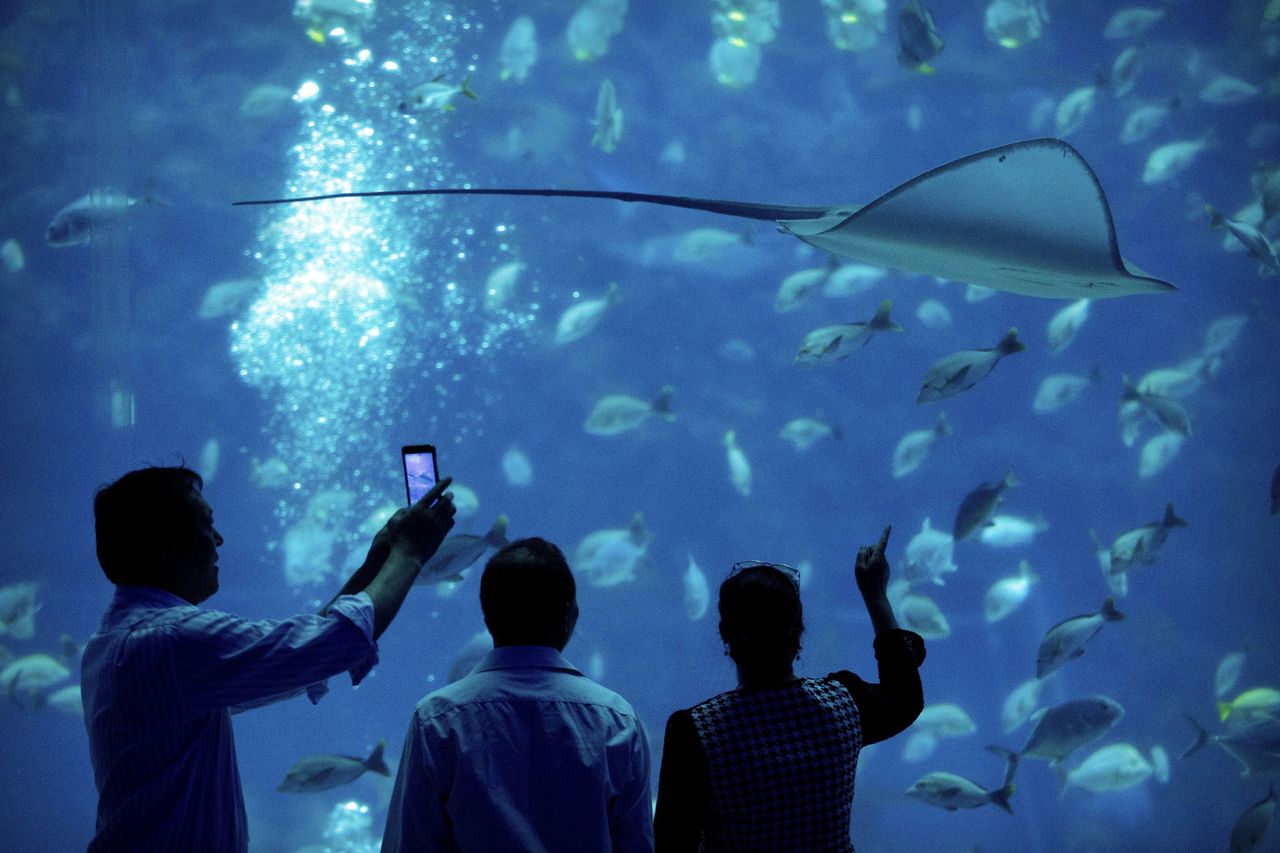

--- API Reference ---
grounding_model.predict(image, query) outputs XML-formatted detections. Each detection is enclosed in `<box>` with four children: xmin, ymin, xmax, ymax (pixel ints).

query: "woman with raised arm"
<box><xmin>654</xmin><ymin>527</ymin><xmax>926</xmax><ymax>853</ymax></box>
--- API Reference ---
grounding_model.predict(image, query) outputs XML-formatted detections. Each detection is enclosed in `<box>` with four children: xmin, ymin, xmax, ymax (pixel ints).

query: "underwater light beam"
<box><xmin>235</xmin><ymin>137</ymin><xmax>1175</xmax><ymax>300</ymax></box>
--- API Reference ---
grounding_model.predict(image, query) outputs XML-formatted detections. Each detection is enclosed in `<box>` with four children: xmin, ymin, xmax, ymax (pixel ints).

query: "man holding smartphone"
<box><xmin>82</xmin><ymin>464</ymin><xmax>455</xmax><ymax>853</ymax></box>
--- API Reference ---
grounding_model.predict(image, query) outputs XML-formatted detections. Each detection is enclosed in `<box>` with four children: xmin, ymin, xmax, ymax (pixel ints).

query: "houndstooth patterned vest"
<box><xmin>689</xmin><ymin>677</ymin><xmax>862</xmax><ymax>853</ymax></box>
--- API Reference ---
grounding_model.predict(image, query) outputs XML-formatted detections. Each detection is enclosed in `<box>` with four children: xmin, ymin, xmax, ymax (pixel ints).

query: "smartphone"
<box><xmin>401</xmin><ymin>444</ymin><xmax>439</xmax><ymax>506</ymax></box>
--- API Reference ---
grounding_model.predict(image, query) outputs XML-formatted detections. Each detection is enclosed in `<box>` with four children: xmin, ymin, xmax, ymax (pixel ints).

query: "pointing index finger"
<box><xmin>876</xmin><ymin>525</ymin><xmax>892</xmax><ymax>554</ymax></box>
<box><xmin>416</xmin><ymin>476</ymin><xmax>454</xmax><ymax>507</ymax></box>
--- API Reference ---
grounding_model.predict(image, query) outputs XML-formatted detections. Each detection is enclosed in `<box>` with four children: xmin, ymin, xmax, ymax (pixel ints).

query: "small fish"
<box><xmin>502</xmin><ymin>447</ymin><xmax>532</xmax><ymax>486</ymax></box>
<box><xmin>584</xmin><ymin>386</ymin><xmax>674</xmax><ymax>436</ymax></box>
<box><xmin>1218</xmin><ymin>688</ymin><xmax>1280</xmax><ymax>726</ymax></box>
<box><xmin>1036</xmin><ymin>598</ymin><xmax>1124</xmax><ymax>678</ymax></box>
<box><xmin>672</xmin><ymin>227</ymin><xmax>750</xmax><ymax>263</ymax></box>
<box><xmin>47</xmin><ymin>189</ymin><xmax>159</xmax><ymax>247</ymax></box>
<box><xmin>499</xmin><ymin>16</ymin><xmax>538</xmax><ymax>82</ymax></box>
<box><xmin>1230</xmin><ymin>784</ymin><xmax>1277</xmax><ymax>852</ymax></box>
<box><xmin>554</xmin><ymin>282</ymin><xmax>620</xmax><ymax>345</ymax></box>
<box><xmin>1199</xmin><ymin>75</ymin><xmax>1259</xmax><ymax>106</ymax></box>
<box><xmin>1203</xmin><ymin>314</ymin><xmax>1249</xmax><ymax>360</ymax></box>
<box><xmin>1015</xmin><ymin>694</ymin><xmax>1125</xmax><ymax>765</ymax></box>
<box><xmin>1143</xmin><ymin>138</ymin><xmax>1209</xmax><ymax>185</ymax></box>
<box><xmin>1119</xmin><ymin>99</ymin><xmax>1177</xmax><ymax>145</ymax></box>
<box><xmin>591</xmin><ymin>78</ymin><xmax>623</xmax><ymax>153</ymax></box>
<box><xmin>774</xmin><ymin>265</ymin><xmax>831</xmax><ymax>312</ymax></box>
<box><xmin>984</xmin><ymin>559</ymin><xmax>1038</xmax><ymax>623</ymax></box>
<box><xmin>683</xmin><ymin>554</ymin><xmax>709</xmax><ymax>620</ymax></box>
<box><xmin>898</xmin><ymin>593</ymin><xmax>951</xmax><ymax>639</ymax></box>
<box><xmin>399</xmin><ymin>74</ymin><xmax>477</xmax><ymax>113</ymax></box>
<box><xmin>822</xmin><ymin>263</ymin><xmax>886</xmax><ymax>297</ymax></box>
<box><xmin>1205</xmin><ymin>205</ymin><xmax>1280</xmax><ymax>275</ymax></box>
<box><xmin>1001</xmin><ymin>677</ymin><xmax>1046</xmax><ymax>734</ymax></box>
<box><xmin>1047</xmin><ymin>298</ymin><xmax>1090</xmax><ymax>355</ymax></box>
<box><xmin>892</xmin><ymin>413</ymin><xmax>951</xmax><ymax>478</ymax></box>
<box><xmin>1122</xmin><ymin>377</ymin><xmax>1192</xmax><ymax>437</ymax></box>
<box><xmin>902</xmin><ymin>518</ymin><xmax>957</xmax><ymax>586</ymax></box>
<box><xmin>983</xmin><ymin>0</ymin><xmax>1049</xmax><ymax>50</ymax></box>
<box><xmin>1109</xmin><ymin>45</ymin><xmax>1144</xmax><ymax>98</ymax></box>
<box><xmin>953</xmin><ymin>471</ymin><xmax>1017</xmax><ymax>541</ymax></box>
<box><xmin>239</xmin><ymin>84</ymin><xmax>294</xmax><ymax>118</ymax></box>
<box><xmin>1138</xmin><ymin>431</ymin><xmax>1185</xmax><ymax>479</ymax></box>
<box><xmin>779</xmin><ymin>417</ymin><xmax>839</xmax><ymax>451</ymax></box>
<box><xmin>1216</xmin><ymin>651</ymin><xmax>1248</xmax><ymax>699</ymax></box>
<box><xmin>566</xmin><ymin>0</ymin><xmax>626</xmax><ymax>61</ymax></box>
<box><xmin>897</xmin><ymin>0</ymin><xmax>944</xmax><ymax>73</ymax></box>
<box><xmin>905</xmin><ymin>747</ymin><xmax>1018</xmax><ymax>813</ymax></box>
<box><xmin>574</xmin><ymin>512</ymin><xmax>651</xmax><ymax>588</ymax></box>
<box><xmin>915</xmin><ymin>298</ymin><xmax>952</xmax><ymax>328</ymax></box>
<box><xmin>979</xmin><ymin>514</ymin><xmax>1047</xmax><ymax>548</ymax></box>
<box><xmin>0</xmin><ymin>582</ymin><xmax>39</xmax><ymax>640</ymax></box>
<box><xmin>416</xmin><ymin>516</ymin><xmax>510</xmax><ymax>586</ymax></box>
<box><xmin>724</xmin><ymin>430</ymin><xmax>752</xmax><ymax>497</ymax></box>
<box><xmin>916</xmin><ymin>329</ymin><xmax>1025</xmax><ymax>403</ymax></box>
<box><xmin>484</xmin><ymin>260</ymin><xmax>526</xmax><ymax>311</ymax></box>
<box><xmin>0</xmin><ymin>653</ymin><xmax>71</xmax><ymax>708</ymax></box>
<box><xmin>1064</xmin><ymin>743</ymin><xmax>1153</xmax><ymax>794</ymax></box>
<box><xmin>1</xmin><ymin>238</ymin><xmax>24</xmax><ymax>273</ymax></box>
<box><xmin>1103</xmin><ymin>6</ymin><xmax>1164</xmax><ymax>39</ymax></box>
<box><xmin>1183</xmin><ymin>715</ymin><xmax>1280</xmax><ymax>777</ymax></box>
<box><xmin>1108</xmin><ymin>503</ymin><xmax>1187</xmax><ymax>575</ymax></box>
<box><xmin>199</xmin><ymin>279</ymin><xmax>261</xmax><ymax>320</ymax></box>
<box><xmin>912</xmin><ymin>703</ymin><xmax>978</xmax><ymax>738</ymax></box>
<box><xmin>1032</xmin><ymin>368</ymin><xmax>1100</xmax><ymax>414</ymax></box>
<box><xmin>1054</xmin><ymin>85</ymin><xmax>1098</xmax><ymax>137</ymax></box>
<box><xmin>794</xmin><ymin>299</ymin><xmax>903</xmax><ymax>365</ymax></box>
<box><xmin>277</xmin><ymin>741</ymin><xmax>391</xmax><ymax>793</ymax></box>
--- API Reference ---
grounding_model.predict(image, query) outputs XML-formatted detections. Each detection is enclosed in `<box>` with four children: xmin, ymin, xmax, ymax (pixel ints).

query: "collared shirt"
<box><xmin>382</xmin><ymin>645</ymin><xmax>654</xmax><ymax>853</ymax></box>
<box><xmin>81</xmin><ymin>585</ymin><xmax>379</xmax><ymax>853</ymax></box>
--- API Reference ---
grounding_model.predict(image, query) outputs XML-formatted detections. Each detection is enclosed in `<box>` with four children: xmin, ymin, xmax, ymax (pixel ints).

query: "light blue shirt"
<box><xmin>382</xmin><ymin>645</ymin><xmax>654</xmax><ymax>853</ymax></box>
<box><xmin>82</xmin><ymin>585</ymin><xmax>378</xmax><ymax>853</ymax></box>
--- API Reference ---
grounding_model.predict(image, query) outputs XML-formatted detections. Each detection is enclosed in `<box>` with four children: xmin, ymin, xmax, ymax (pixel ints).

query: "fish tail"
<box><xmin>366</xmin><ymin>739</ymin><xmax>391</xmax><ymax>776</ymax></box>
<box><xmin>487</xmin><ymin>515</ymin><xmax>511</xmax><ymax>548</ymax></box>
<box><xmin>997</xmin><ymin>328</ymin><xmax>1026</xmax><ymax>355</ymax></box>
<box><xmin>990</xmin><ymin>782</ymin><xmax>1016</xmax><ymax>814</ymax></box>
<box><xmin>1099</xmin><ymin>596</ymin><xmax>1125</xmax><ymax>622</ymax></box>
<box><xmin>1204</xmin><ymin>204</ymin><xmax>1225</xmax><ymax>230</ymax></box>
<box><xmin>460</xmin><ymin>74</ymin><xmax>478</xmax><ymax>100</ymax></box>
<box><xmin>652</xmin><ymin>385</ymin><xmax>675</xmax><ymax>417</ymax></box>
<box><xmin>1217</xmin><ymin>701</ymin><xmax>1232</xmax><ymax>723</ymax></box>
<box><xmin>1162</xmin><ymin>503</ymin><xmax>1188</xmax><ymax>530</ymax></box>
<box><xmin>869</xmin><ymin>299</ymin><xmax>902</xmax><ymax>332</ymax></box>
<box><xmin>1120</xmin><ymin>374</ymin><xmax>1139</xmax><ymax>402</ymax></box>
<box><xmin>1181</xmin><ymin>715</ymin><xmax>1210</xmax><ymax>759</ymax></box>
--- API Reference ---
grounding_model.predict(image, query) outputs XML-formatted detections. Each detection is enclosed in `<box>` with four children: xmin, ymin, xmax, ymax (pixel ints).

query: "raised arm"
<box><xmin>839</xmin><ymin>525</ymin><xmax>927</xmax><ymax>745</ymax></box>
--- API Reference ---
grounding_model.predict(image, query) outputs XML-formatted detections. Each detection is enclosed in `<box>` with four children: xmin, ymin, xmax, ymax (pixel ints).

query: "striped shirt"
<box><xmin>81</xmin><ymin>585</ymin><xmax>379</xmax><ymax>853</ymax></box>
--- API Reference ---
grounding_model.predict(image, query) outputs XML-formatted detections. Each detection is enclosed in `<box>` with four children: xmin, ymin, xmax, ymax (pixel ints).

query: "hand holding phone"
<box><xmin>402</xmin><ymin>444</ymin><xmax>440</xmax><ymax>506</ymax></box>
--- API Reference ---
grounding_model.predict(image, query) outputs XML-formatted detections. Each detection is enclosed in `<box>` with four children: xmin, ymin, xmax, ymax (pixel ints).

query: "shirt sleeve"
<box><xmin>382</xmin><ymin>708</ymin><xmax>456</xmax><ymax>853</ymax></box>
<box><xmin>653</xmin><ymin>709</ymin><xmax>707</xmax><ymax>853</ymax></box>
<box><xmin>829</xmin><ymin>628</ymin><xmax>927</xmax><ymax>746</ymax></box>
<box><xmin>167</xmin><ymin>592</ymin><xmax>379</xmax><ymax>715</ymax></box>
<box><xmin>609</xmin><ymin>712</ymin><xmax>655</xmax><ymax>853</ymax></box>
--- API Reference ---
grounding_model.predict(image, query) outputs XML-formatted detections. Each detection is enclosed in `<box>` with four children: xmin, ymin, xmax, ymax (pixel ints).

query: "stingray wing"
<box><xmin>779</xmin><ymin>138</ymin><xmax>1174</xmax><ymax>299</ymax></box>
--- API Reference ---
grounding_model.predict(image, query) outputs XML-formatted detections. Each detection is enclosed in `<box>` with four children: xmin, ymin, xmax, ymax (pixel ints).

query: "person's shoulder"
<box><xmin>575</xmin><ymin>675</ymin><xmax>643</xmax><ymax>719</ymax></box>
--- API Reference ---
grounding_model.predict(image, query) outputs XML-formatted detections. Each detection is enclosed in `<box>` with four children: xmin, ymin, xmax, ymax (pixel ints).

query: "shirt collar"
<box><xmin>100</xmin><ymin>584</ymin><xmax>196</xmax><ymax>629</ymax></box>
<box><xmin>474</xmin><ymin>645</ymin><xmax>582</xmax><ymax>675</ymax></box>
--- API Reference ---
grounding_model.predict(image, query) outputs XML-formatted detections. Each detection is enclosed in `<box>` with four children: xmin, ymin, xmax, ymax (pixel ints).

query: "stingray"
<box><xmin>234</xmin><ymin>137</ymin><xmax>1175</xmax><ymax>299</ymax></box>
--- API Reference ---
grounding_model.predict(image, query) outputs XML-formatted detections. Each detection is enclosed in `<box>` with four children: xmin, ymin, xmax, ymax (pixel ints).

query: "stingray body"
<box><xmin>235</xmin><ymin>138</ymin><xmax>1175</xmax><ymax>300</ymax></box>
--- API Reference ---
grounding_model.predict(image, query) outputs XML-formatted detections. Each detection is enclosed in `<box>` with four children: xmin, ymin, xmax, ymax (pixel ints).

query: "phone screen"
<box><xmin>402</xmin><ymin>444</ymin><xmax>439</xmax><ymax>506</ymax></box>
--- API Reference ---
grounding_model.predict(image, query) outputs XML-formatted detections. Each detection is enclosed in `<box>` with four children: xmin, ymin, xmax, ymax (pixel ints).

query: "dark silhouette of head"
<box><xmin>719</xmin><ymin>564</ymin><xmax>804</xmax><ymax>684</ymax></box>
<box><xmin>94</xmin><ymin>465</ymin><xmax>223</xmax><ymax>603</ymax></box>
<box><xmin>480</xmin><ymin>537</ymin><xmax>579</xmax><ymax>650</ymax></box>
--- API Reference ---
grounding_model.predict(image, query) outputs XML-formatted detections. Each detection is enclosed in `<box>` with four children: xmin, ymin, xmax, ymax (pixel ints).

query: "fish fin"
<box><xmin>366</xmin><ymin>739</ymin><xmax>391</xmax><ymax>776</ymax></box>
<box><xmin>1099</xmin><ymin>597</ymin><xmax>1125</xmax><ymax>622</ymax></box>
<box><xmin>460</xmin><ymin>74</ymin><xmax>478</xmax><ymax>100</ymax></box>
<box><xmin>1180</xmin><ymin>715</ymin><xmax>1209</xmax><ymax>759</ymax></box>
<box><xmin>990</xmin><ymin>783</ymin><xmax>1015</xmax><ymax>814</ymax></box>
<box><xmin>486</xmin><ymin>515</ymin><xmax>510</xmax><ymax>547</ymax></box>
<box><xmin>997</xmin><ymin>328</ymin><xmax>1025</xmax><ymax>355</ymax></box>
<box><xmin>1162</xmin><ymin>503</ymin><xmax>1188</xmax><ymax>530</ymax></box>
<box><xmin>1217</xmin><ymin>701</ymin><xmax>1231</xmax><ymax>723</ymax></box>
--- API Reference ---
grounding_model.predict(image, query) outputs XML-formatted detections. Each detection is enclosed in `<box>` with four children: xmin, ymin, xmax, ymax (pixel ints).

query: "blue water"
<box><xmin>2</xmin><ymin>0</ymin><xmax>1278</xmax><ymax>850</ymax></box>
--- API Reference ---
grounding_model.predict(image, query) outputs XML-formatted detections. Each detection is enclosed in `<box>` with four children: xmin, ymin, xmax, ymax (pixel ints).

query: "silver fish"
<box><xmin>277</xmin><ymin>740</ymin><xmax>390</xmax><ymax>793</ymax></box>
<box><xmin>953</xmin><ymin>471</ymin><xmax>1017</xmax><ymax>541</ymax></box>
<box><xmin>46</xmin><ymin>189</ymin><xmax>156</xmax><ymax>247</ymax></box>
<box><xmin>917</xmin><ymin>329</ymin><xmax>1025</xmax><ymax>403</ymax></box>
<box><xmin>1036</xmin><ymin>598</ymin><xmax>1124</xmax><ymax>678</ymax></box>
<box><xmin>1017</xmin><ymin>694</ymin><xmax>1124</xmax><ymax>765</ymax></box>
<box><xmin>416</xmin><ymin>516</ymin><xmax>510</xmax><ymax>585</ymax></box>
<box><xmin>795</xmin><ymin>299</ymin><xmax>903</xmax><ymax>365</ymax></box>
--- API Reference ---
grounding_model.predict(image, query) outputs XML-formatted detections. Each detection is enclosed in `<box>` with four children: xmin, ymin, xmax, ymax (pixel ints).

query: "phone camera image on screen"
<box><xmin>402</xmin><ymin>445</ymin><xmax>439</xmax><ymax>506</ymax></box>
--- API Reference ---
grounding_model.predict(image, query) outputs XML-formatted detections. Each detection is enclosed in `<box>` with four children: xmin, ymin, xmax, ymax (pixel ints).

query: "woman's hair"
<box><xmin>94</xmin><ymin>465</ymin><xmax>205</xmax><ymax>585</ymax></box>
<box><xmin>480</xmin><ymin>537</ymin><xmax>577</xmax><ymax>644</ymax></box>
<box><xmin>718</xmin><ymin>564</ymin><xmax>804</xmax><ymax>666</ymax></box>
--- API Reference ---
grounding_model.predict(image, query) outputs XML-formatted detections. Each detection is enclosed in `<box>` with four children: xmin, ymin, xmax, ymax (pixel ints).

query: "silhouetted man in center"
<box><xmin>382</xmin><ymin>536</ymin><xmax>653</xmax><ymax>852</ymax></box>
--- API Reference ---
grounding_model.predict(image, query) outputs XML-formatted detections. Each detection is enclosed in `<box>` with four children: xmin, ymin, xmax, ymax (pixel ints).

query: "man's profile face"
<box><xmin>168</xmin><ymin>490</ymin><xmax>223</xmax><ymax>604</ymax></box>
